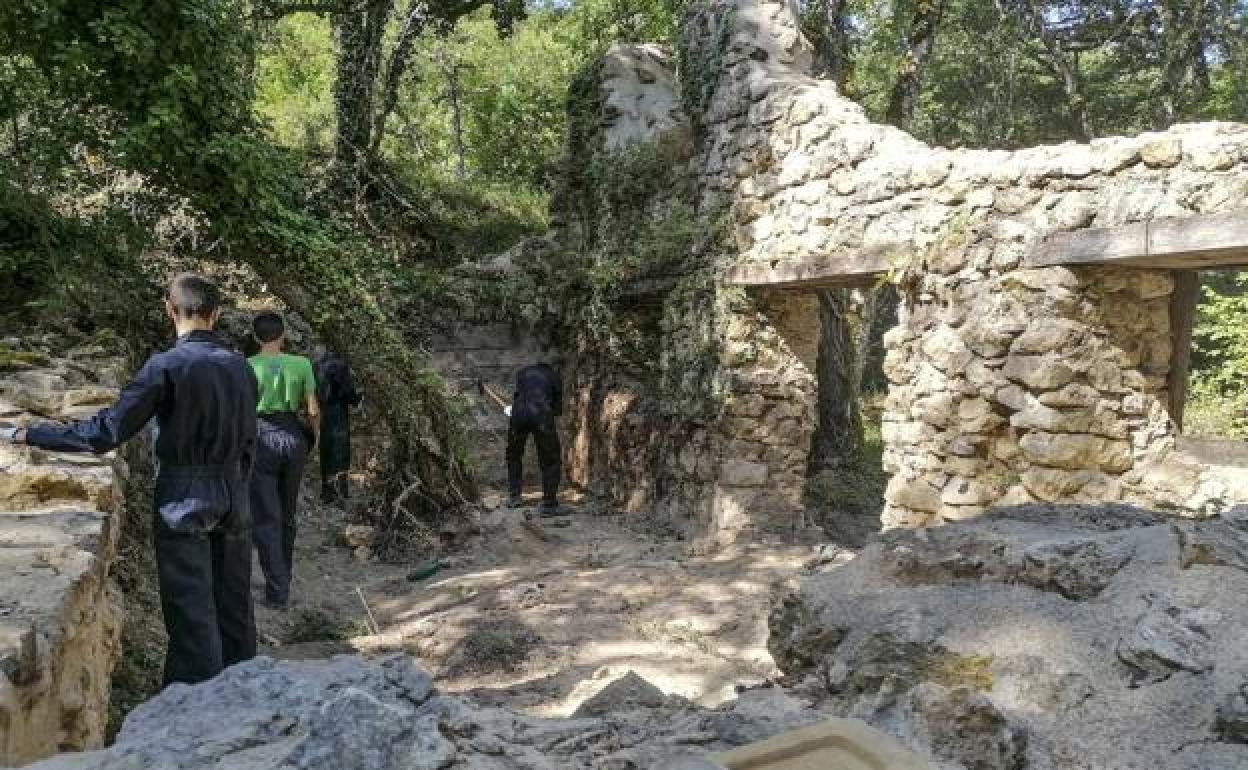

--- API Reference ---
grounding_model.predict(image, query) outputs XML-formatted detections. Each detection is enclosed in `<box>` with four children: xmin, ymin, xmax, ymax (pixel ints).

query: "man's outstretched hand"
<box><xmin>0</xmin><ymin>425</ymin><xmax>26</xmax><ymax>444</ymax></box>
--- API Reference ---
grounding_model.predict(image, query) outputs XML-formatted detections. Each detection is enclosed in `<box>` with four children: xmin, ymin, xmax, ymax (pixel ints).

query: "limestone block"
<box><xmin>1010</xmin><ymin>320</ymin><xmax>1083</xmax><ymax>355</ymax></box>
<box><xmin>1022</xmin><ymin>468</ymin><xmax>1123</xmax><ymax>502</ymax></box>
<box><xmin>1091</xmin><ymin>138</ymin><xmax>1141</xmax><ymax>172</ymax></box>
<box><xmin>885</xmin><ymin>474</ymin><xmax>944</xmax><ymax>514</ymax></box>
<box><xmin>919</xmin><ymin>326</ymin><xmax>973</xmax><ymax>374</ymax></box>
<box><xmin>720</xmin><ymin>460</ymin><xmax>769</xmax><ymax>487</ymax></box>
<box><xmin>880</xmin><ymin>505</ymin><xmax>936</xmax><ymax>529</ymax></box>
<box><xmin>1001</xmin><ymin>267</ymin><xmax>1080</xmax><ymax>292</ymax></box>
<box><xmin>1011</xmin><ymin>400</ymin><xmax>1128</xmax><ymax>439</ymax></box>
<box><xmin>957</xmin><ymin>398</ymin><xmax>1003</xmax><ymax>434</ymax></box>
<box><xmin>1140</xmin><ymin>138</ymin><xmax>1183</xmax><ymax>168</ymax></box>
<box><xmin>1038</xmin><ymin>383</ymin><xmax>1102</xmax><ymax>408</ymax></box>
<box><xmin>913</xmin><ymin>394</ymin><xmax>958</xmax><ymax>429</ymax></box>
<box><xmin>882</xmin><ymin>419</ymin><xmax>936</xmax><ymax>446</ymax></box>
<box><xmin>1002</xmin><ymin>354</ymin><xmax>1076</xmax><ymax>391</ymax></box>
<box><xmin>941</xmin><ymin>477</ymin><xmax>997</xmax><ymax>506</ymax></box>
<box><xmin>1019</xmin><ymin>431</ymin><xmax>1133</xmax><ymax>473</ymax></box>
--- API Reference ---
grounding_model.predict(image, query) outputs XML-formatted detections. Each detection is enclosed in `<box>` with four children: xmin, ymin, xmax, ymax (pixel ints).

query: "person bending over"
<box><xmin>314</xmin><ymin>348</ymin><xmax>361</xmax><ymax>503</ymax></box>
<box><xmin>248</xmin><ymin>312</ymin><xmax>318</xmax><ymax>609</ymax></box>
<box><xmin>506</xmin><ymin>360</ymin><xmax>563</xmax><ymax>514</ymax></box>
<box><xmin>1</xmin><ymin>273</ymin><xmax>258</xmax><ymax>687</ymax></box>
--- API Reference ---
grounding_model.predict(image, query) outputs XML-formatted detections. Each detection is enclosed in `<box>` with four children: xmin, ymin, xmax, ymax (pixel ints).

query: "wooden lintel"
<box><xmin>1027</xmin><ymin>211</ymin><xmax>1248</xmax><ymax>269</ymax></box>
<box><xmin>725</xmin><ymin>252</ymin><xmax>891</xmax><ymax>288</ymax></box>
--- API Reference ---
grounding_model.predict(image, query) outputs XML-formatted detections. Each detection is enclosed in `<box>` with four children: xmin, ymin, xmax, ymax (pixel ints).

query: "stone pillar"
<box><xmin>881</xmin><ymin>263</ymin><xmax>1177</xmax><ymax>527</ymax></box>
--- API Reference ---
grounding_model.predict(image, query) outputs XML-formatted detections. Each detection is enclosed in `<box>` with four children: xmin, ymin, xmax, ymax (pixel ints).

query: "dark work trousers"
<box><xmin>154</xmin><ymin>518</ymin><xmax>256</xmax><ymax>687</ymax></box>
<box><xmin>250</xmin><ymin>413</ymin><xmax>309</xmax><ymax>605</ymax></box>
<box><xmin>506</xmin><ymin>416</ymin><xmax>561</xmax><ymax>506</ymax></box>
<box><xmin>319</xmin><ymin>404</ymin><xmax>351</xmax><ymax>502</ymax></box>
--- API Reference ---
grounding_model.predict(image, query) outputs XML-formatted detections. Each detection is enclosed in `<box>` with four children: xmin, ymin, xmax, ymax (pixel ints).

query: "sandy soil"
<box><xmin>253</xmin><ymin>484</ymin><xmax>819</xmax><ymax>716</ymax></box>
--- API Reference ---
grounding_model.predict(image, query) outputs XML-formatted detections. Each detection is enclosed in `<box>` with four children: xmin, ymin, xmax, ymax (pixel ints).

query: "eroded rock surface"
<box><xmin>0</xmin><ymin>339</ymin><xmax>128</xmax><ymax>765</ymax></box>
<box><xmin>769</xmin><ymin>504</ymin><xmax>1248</xmax><ymax>769</ymax></box>
<box><xmin>29</xmin><ymin>655</ymin><xmax>833</xmax><ymax>770</ymax></box>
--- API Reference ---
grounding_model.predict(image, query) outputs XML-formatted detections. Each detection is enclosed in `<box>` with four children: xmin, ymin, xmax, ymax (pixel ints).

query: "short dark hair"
<box><xmin>166</xmin><ymin>273</ymin><xmax>221</xmax><ymax>320</ymax></box>
<box><xmin>252</xmin><ymin>311</ymin><xmax>285</xmax><ymax>343</ymax></box>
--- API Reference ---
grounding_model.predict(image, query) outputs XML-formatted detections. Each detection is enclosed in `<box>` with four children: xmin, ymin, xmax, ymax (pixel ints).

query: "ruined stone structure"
<box><xmin>548</xmin><ymin>0</ymin><xmax>1248</xmax><ymax>538</ymax></box>
<box><xmin>0</xmin><ymin>341</ymin><xmax>128</xmax><ymax>764</ymax></box>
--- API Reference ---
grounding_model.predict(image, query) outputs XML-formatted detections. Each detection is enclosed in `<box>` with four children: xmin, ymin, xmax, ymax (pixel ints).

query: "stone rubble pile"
<box><xmin>768</xmin><ymin>503</ymin><xmax>1248</xmax><ymax>770</ymax></box>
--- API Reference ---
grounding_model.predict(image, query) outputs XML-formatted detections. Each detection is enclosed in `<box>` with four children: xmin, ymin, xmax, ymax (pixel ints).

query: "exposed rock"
<box><xmin>573</xmin><ymin>671</ymin><xmax>671</xmax><ymax>717</ymax></box>
<box><xmin>28</xmin><ymin>655</ymin><xmax>838</xmax><ymax>770</ymax></box>
<box><xmin>1116</xmin><ymin>594</ymin><xmax>1217</xmax><ymax>683</ymax></box>
<box><xmin>904</xmin><ymin>684</ymin><xmax>1027</xmax><ymax>770</ymax></box>
<box><xmin>1216</xmin><ymin>679</ymin><xmax>1248</xmax><ymax>744</ymax></box>
<box><xmin>769</xmin><ymin>504</ymin><xmax>1248</xmax><ymax>770</ymax></box>
<box><xmin>0</xmin><ymin>344</ymin><xmax>126</xmax><ymax>766</ymax></box>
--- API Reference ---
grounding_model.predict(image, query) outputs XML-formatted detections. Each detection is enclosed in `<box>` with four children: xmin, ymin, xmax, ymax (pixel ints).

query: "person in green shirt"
<box><xmin>248</xmin><ymin>312</ymin><xmax>319</xmax><ymax>609</ymax></box>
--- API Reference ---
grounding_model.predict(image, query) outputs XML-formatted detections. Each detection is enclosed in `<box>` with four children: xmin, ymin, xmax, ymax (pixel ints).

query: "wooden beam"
<box><xmin>1026</xmin><ymin>211</ymin><xmax>1248</xmax><ymax>269</ymax></box>
<box><xmin>1168</xmin><ymin>271</ymin><xmax>1199</xmax><ymax>432</ymax></box>
<box><xmin>1029</xmin><ymin>222</ymin><xmax>1148</xmax><ymax>267</ymax></box>
<box><xmin>725</xmin><ymin>251</ymin><xmax>891</xmax><ymax>288</ymax></box>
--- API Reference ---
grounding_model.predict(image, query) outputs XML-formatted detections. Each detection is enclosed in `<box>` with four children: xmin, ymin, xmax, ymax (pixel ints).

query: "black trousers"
<box><xmin>319</xmin><ymin>405</ymin><xmax>351</xmax><ymax>502</ymax></box>
<box><xmin>250</xmin><ymin>414</ymin><xmax>309</xmax><ymax>604</ymax></box>
<box><xmin>154</xmin><ymin>521</ymin><xmax>256</xmax><ymax>687</ymax></box>
<box><xmin>506</xmin><ymin>417</ymin><xmax>561</xmax><ymax>506</ymax></box>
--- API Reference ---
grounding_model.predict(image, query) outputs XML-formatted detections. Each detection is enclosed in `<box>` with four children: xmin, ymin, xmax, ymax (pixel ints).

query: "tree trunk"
<box><xmin>810</xmin><ymin>289</ymin><xmax>863</xmax><ymax>473</ymax></box>
<box><xmin>331</xmin><ymin>0</ymin><xmax>394</xmax><ymax>182</ymax></box>
<box><xmin>802</xmin><ymin>0</ymin><xmax>853</xmax><ymax>90</ymax></box>
<box><xmin>443</xmin><ymin>56</ymin><xmax>467</xmax><ymax>179</ymax></box>
<box><xmin>1156</xmin><ymin>0</ymin><xmax>1213</xmax><ymax>127</ymax></box>
<box><xmin>885</xmin><ymin>0</ymin><xmax>946</xmax><ymax>129</ymax></box>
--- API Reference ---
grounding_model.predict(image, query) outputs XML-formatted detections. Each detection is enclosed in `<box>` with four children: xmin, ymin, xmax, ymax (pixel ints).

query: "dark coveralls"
<box><xmin>26</xmin><ymin>330</ymin><xmax>258</xmax><ymax>687</ymax></box>
<box><xmin>506</xmin><ymin>363</ymin><xmax>562</xmax><ymax>507</ymax></box>
<box><xmin>314</xmin><ymin>353</ymin><xmax>361</xmax><ymax>502</ymax></box>
<box><xmin>250</xmin><ymin>412</ymin><xmax>309</xmax><ymax>606</ymax></box>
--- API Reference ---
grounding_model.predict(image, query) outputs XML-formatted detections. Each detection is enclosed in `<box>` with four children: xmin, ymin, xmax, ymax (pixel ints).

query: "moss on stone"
<box><xmin>918</xmin><ymin>651</ymin><xmax>995</xmax><ymax>691</ymax></box>
<box><xmin>0</xmin><ymin>346</ymin><xmax>50</xmax><ymax>371</ymax></box>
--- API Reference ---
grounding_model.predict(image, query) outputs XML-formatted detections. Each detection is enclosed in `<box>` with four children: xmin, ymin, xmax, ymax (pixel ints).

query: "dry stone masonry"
<box><xmin>549</xmin><ymin>0</ymin><xmax>1248</xmax><ymax>538</ymax></box>
<box><xmin>0</xmin><ymin>339</ymin><xmax>128</xmax><ymax>765</ymax></box>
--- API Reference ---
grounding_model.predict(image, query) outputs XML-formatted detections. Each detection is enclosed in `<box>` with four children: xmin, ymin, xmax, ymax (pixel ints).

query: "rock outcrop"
<box><xmin>768</xmin><ymin>503</ymin><xmax>1248</xmax><ymax>769</ymax></box>
<box><xmin>27</xmin><ymin>655</ymin><xmax>840</xmax><ymax>770</ymax></box>
<box><xmin>0</xmin><ymin>339</ymin><xmax>128</xmax><ymax>765</ymax></box>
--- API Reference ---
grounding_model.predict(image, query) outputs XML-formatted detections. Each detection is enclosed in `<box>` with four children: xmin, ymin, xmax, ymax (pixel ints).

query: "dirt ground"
<box><xmin>251</xmin><ymin>481</ymin><xmax>824</xmax><ymax>716</ymax></box>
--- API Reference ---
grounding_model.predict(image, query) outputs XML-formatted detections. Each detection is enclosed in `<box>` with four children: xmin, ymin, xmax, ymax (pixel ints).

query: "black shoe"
<box><xmin>507</xmin><ymin>496</ymin><xmax>524</xmax><ymax>508</ymax></box>
<box><xmin>538</xmin><ymin>502</ymin><xmax>565</xmax><ymax>517</ymax></box>
<box><xmin>261</xmin><ymin>597</ymin><xmax>289</xmax><ymax>611</ymax></box>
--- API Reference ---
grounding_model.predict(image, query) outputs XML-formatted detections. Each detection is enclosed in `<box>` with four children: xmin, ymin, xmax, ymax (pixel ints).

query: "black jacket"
<box><xmin>314</xmin><ymin>354</ymin><xmax>361</xmax><ymax>408</ymax></box>
<box><xmin>26</xmin><ymin>330</ymin><xmax>258</xmax><ymax>534</ymax></box>
<box><xmin>511</xmin><ymin>363</ymin><xmax>562</xmax><ymax>424</ymax></box>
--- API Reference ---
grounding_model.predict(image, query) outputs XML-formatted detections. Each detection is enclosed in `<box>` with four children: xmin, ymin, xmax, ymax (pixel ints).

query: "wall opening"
<box><xmin>804</xmin><ymin>286</ymin><xmax>893</xmax><ymax>546</ymax></box>
<box><xmin>1176</xmin><ymin>269</ymin><xmax>1248</xmax><ymax>467</ymax></box>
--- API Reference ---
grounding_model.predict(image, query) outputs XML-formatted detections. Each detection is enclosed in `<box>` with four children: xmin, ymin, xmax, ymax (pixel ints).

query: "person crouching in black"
<box><xmin>506</xmin><ymin>360</ymin><xmax>563</xmax><ymax>514</ymax></box>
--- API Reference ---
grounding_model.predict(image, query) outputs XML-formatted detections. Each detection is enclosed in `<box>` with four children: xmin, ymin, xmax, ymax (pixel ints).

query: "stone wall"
<box><xmin>676</xmin><ymin>0</ymin><xmax>1248</xmax><ymax>526</ymax></box>
<box><xmin>429</xmin><ymin>315</ymin><xmax>552</xmax><ymax>490</ymax></box>
<box><xmin>544</xmin><ymin>43</ymin><xmax>817</xmax><ymax>543</ymax></box>
<box><xmin>549</xmin><ymin>0</ymin><xmax>1248</xmax><ymax>538</ymax></box>
<box><xmin>0</xmin><ymin>340</ymin><xmax>128</xmax><ymax>765</ymax></box>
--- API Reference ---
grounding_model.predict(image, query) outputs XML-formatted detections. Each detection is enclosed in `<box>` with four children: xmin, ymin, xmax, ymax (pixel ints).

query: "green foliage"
<box><xmin>1190</xmin><ymin>271</ymin><xmax>1248</xmax><ymax>437</ymax></box>
<box><xmin>255</xmin><ymin>14</ymin><xmax>336</xmax><ymax>152</ymax></box>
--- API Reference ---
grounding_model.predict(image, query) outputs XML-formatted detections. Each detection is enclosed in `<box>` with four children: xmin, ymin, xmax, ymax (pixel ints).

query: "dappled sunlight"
<box><xmin>331</xmin><ymin>510</ymin><xmax>813</xmax><ymax>715</ymax></box>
